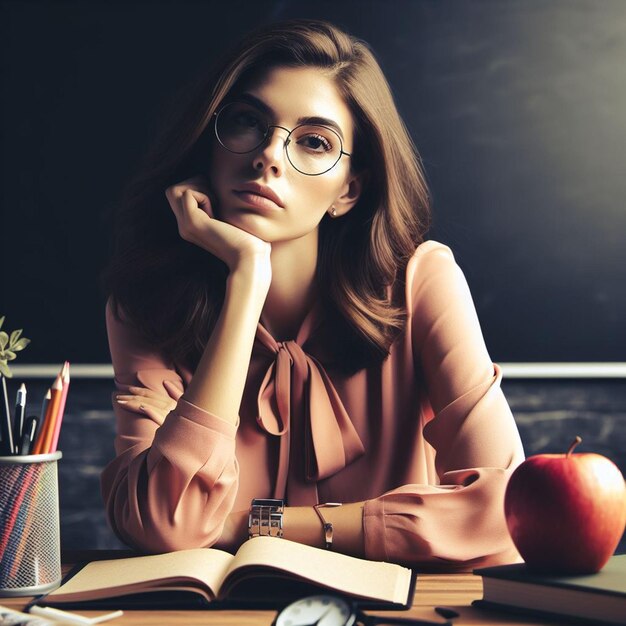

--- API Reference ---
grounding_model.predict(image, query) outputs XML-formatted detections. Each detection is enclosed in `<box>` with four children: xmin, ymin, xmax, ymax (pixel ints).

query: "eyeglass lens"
<box><xmin>215</xmin><ymin>102</ymin><xmax>343</xmax><ymax>175</ymax></box>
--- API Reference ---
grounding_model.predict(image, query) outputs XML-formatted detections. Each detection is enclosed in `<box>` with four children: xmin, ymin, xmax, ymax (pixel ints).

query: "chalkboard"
<box><xmin>2</xmin><ymin>0</ymin><xmax>625</xmax><ymax>364</ymax></box>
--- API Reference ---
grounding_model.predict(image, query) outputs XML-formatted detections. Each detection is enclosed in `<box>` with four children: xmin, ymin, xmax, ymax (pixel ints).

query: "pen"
<box><xmin>40</xmin><ymin>388</ymin><xmax>50</xmax><ymax>427</ymax></box>
<box><xmin>29</xmin><ymin>605</ymin><xmax>124</xmax><ymax>624</ymax></box>
<box><xmin>13</xmin><ymin>383</ymin><xmax>26</xmax><ymax>454</ymax></box>
<box><xmin>0</xmin><ymin>374</ymin><xmax>14</xmax><ymax>456</ymax></box>
<box><xmin>20</xmin><ymin>415</ymin><xmax>38</xmax><ymax>455</ymax></box>
<box><xmin>33</xmin><ymin>389</ymin><xmax>51</xmax><ymax>454</ymax></box>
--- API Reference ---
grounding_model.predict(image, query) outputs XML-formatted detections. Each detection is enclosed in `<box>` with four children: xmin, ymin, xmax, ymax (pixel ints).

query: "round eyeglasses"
<box><xmin>213</xmin><ymin>101</ymin><xmax>351</xmax><ymax>176</ymax></box>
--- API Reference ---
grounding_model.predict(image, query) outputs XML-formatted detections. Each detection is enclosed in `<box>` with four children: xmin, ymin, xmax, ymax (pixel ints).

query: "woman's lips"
<box><xmin>233</xmin><ymin>190</ymin><xmax>283</xmax><ymax>211</ymax></box>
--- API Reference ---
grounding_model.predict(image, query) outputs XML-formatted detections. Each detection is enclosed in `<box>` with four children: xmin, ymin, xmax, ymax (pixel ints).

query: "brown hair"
<box><xmin>102</xmin><ymin>19</ymin><xmax>431</xmax><ymax>373</ymax></box>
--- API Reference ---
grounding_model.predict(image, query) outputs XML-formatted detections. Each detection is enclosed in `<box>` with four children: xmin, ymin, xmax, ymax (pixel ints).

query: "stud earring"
<box><xmin>330</xmin><ymin>207</ymin><xmax>337</xmax><ymax>217</ymax></box>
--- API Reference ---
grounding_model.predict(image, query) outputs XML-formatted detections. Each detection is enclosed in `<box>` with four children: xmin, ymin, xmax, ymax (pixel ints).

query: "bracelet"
<box><xmin>313</xmin><ymin>502</ymin><xmax>342</xmax><ymax>549</ymax></box>
<box><xmin>248</xmin><ymin>498</ymin><xmax>285</xmax><ymax>539</ymax></box>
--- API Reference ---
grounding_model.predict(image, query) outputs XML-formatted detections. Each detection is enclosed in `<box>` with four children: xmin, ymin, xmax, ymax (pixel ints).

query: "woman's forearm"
<box><xmin>284</xmin><ymin>502</ymin><xmax>365</xmax><ymax>557</ymax></box>
<box><xmin>217</xmin><ymin>502</ymin><xmax>365</xmax><ymax>557</ymax></box>
<box><xmin>182</xmin><ymin>257</ymin><xmax>271</xmax><ymax>423</ymax></box>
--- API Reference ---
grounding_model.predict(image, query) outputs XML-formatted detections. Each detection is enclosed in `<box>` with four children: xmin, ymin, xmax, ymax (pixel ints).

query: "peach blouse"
<box><xmin>101</xmin><ymin>240</ymin><xmax>525</xmax><ymax>569</ymax></box>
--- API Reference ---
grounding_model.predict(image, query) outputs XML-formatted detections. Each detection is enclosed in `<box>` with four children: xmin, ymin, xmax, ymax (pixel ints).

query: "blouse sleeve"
<box><xmin>362</xmin><ymin>241</ymin><xmax>525</xmax><ymax>570</ymax></box>
<box><xmin>100</xmin><ymin>298</ymin><xmax>239</xmax><ymax>553</ymax></box>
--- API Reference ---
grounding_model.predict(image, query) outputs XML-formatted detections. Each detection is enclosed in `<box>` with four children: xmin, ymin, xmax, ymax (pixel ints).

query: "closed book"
<box><xmin>473</xmin><ymin>554</ymin><xmax>626</xmax><ymax>625</ymax></box>
<box><xmin>33</xmin><ymin>537</ymin><xmax>416</xmax><ymax>611</ymax></box>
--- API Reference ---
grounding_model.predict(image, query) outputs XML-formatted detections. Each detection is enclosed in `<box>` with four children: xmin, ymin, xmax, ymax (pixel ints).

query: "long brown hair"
<box><xmin>102</xmin><ymin>19</ymin><xmax>431</xmax><ymax>373</ymax></box>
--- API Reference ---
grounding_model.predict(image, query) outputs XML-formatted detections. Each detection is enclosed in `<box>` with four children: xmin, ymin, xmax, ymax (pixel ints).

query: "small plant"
<box><xmin>0</xmin><ymin>315</ymin><xmax>30</xmax><ymax>378</ymax></box>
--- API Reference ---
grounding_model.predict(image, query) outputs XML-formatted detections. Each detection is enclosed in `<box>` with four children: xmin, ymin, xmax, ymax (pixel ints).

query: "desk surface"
<box><xmin>0</xmin><ymin>555</ymin><xmax>569</xmax><ymax>626</ymax></box>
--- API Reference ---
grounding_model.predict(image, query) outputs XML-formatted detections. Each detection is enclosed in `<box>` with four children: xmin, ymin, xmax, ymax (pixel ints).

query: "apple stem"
<box><xmin>567</xmin><ymin>436</ymin><xmax>582</xmax><ymax>457</ymax></box>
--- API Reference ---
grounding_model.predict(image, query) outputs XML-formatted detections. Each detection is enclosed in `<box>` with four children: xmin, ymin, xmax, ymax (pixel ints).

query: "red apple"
<box><xmin>504</xmin><ymin>436</ymin><xmax>626</xmax><ymax>574</ymax></box>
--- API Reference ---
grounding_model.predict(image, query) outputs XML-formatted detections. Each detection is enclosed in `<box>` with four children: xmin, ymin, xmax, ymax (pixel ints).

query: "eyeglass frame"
<box><xmin>212</xmin><ymin>102</ymin><xmax>352</xmax><ymax>176</ymax></box>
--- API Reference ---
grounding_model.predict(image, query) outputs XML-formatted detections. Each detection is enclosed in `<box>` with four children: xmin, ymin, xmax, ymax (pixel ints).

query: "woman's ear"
<box><xmin>330</xmin><ymin>171</ymin><xmax>367</xmax><ymax>217</ymax></box>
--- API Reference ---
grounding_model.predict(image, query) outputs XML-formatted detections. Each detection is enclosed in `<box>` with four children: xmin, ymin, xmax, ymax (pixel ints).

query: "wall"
<box><xmin>1</xmin><ymin>0</ymin><xmax>625</xmax><ymax>364</ymax></box>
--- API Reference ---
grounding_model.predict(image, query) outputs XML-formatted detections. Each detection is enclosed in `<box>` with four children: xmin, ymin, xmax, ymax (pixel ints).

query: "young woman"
<box><xmin>101</xmin><ymin>18</ymin><xmax>525</xmax><ymax>570</ymax></box>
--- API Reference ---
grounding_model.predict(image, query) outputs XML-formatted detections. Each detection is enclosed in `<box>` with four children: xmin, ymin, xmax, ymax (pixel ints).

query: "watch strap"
<box><xmin>248</xmin><ymin>498</ymin><xmax>285</xmax><ymax>538</ymax></box>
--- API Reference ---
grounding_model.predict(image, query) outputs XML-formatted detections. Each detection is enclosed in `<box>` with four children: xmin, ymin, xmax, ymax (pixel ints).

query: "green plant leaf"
<box><xmin>0</xmin><ymin>332</ymin><xmax>8</xmax><ymax>350</ymax></box>
<box><xmin>12</xmin><ymin>338</ymin><xmax>30</xmax><ymax>351</ymax></box>
<box><xmin>0</xmin><ymin>361</ymin><xmax>12</xmax><ymax>377</ymax></box>
<box><xmin>9</xmin><ymin>329</ymin><xmax>22</xmax><ymax>346</ymax></box>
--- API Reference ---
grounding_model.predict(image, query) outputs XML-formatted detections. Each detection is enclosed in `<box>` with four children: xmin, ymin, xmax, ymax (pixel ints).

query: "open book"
<box><xmin>36</xmin><ymin>537</ymin><xmax>416</xmax><ymax>610</ymax></box>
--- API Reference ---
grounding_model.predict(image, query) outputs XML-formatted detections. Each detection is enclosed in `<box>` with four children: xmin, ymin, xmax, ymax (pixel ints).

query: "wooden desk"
<box><xmin>0</xmin><ymin>555</ymin><xmax>565</xmax><ymax>625</ymax></box>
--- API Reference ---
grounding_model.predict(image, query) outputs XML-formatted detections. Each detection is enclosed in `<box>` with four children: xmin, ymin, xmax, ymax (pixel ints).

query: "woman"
<box><xmin>101</xmin><ymin>18</ymin><xmax>524</xmax><ymax>570</ymax></box>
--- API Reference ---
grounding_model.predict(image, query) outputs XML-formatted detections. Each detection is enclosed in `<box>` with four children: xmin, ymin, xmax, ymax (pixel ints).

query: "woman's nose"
<box><xmin>253</xmin><ymin>127</ymin><xmax>290</xmax><ymax>173</ymax></box>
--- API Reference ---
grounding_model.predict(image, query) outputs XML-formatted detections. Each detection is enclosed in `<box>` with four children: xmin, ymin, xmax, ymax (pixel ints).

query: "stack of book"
<box><xmin>474</xmin><ymin>554</ymin><xmax>626</xmax><ymax>625</ymax></box>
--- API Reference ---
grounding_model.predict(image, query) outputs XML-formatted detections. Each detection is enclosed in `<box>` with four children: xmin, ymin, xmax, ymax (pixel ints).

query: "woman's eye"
<box><xmin>233</xmin><ymin>112</ymin><xmax>262</xmax><ymax>129</ymax></box>
<box><xmin>298</xmin><ymin>133</ymin><xmax>333</xmax><ymax>152</ymax></box>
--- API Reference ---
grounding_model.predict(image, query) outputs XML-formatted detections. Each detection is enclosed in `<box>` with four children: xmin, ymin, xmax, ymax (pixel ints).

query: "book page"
<box><xmin>223</xmin><ymin>537</ymin><xmax>412</xmax><ymax>604</ymax></box>
<box><xmin>46</xmin><ymin>548</ymin><xmax>234</xmax><ymax>602</ymax></box>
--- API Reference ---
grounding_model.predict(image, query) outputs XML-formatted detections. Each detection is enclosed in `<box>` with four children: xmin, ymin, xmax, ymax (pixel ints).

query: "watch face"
<box><xmin>274</xmin><ymin>594</ymin><xmax>355</xmax><ymax>626</ymax></box>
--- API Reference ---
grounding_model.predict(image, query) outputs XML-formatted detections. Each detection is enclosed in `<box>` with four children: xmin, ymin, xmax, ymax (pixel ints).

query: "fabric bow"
<box><xmin>254</xmin><ymin>326</ymin><xmax>365</xmax><ymax>496</ymax></box>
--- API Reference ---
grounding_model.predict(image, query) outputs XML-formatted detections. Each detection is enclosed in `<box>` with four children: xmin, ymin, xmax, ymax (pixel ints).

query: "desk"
<box><xmin>0</xmin><ymin>553</ymin><xmax>565</xmax><ymax>626</ymax></box>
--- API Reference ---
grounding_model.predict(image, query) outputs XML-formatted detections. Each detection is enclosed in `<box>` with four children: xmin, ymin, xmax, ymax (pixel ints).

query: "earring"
<box><xmin>330</xmin><ymin>207</ymin><xmax>337</xmax><ymax>217</ymax></box>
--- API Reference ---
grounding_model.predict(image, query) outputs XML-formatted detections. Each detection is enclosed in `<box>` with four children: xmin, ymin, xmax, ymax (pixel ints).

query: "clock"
<box><xmin>272</xmin><ymin>594</ymin><xmax>458</xmax><ymax>626</ymax></box>
<box><xmin>272</xmin><ymin>595</ymin><xmax>355</xmax><ymax>626</ymax></box>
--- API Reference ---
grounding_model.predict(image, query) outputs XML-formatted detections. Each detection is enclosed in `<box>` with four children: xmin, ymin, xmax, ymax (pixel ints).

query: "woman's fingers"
<box><xmin>172</xmin><ymin>188</ymin><xmax>214</xmax><ymax>246</ymax></box>
<box><xmin>115</xmin><ymin>393</ymin><xmax>176</xmax><ymax>419</ymax></box>
<box><xmin>165</xmin><ymin>178</ymin><xmax>214</xmax><ymax>243</ymax></box>
<box><xmin>165</xmin><ymin>177</ymin><xmax>272</xmax><ymax>271</ymax></box>
<box><xmin>116</xmin><ymin>394</ymin><xmax>173</xmax><ymax>409</ymax></box>
<box><xmin>163</xmin><ymin>379</ymin><xmax>184</xmax><ymax>401</ymax></box>
<box><xmin>182</xmin><ymin>186</ymin><xmax>214</xmax><ymax>218</ymax></box>
<box><xmin>115</xmin><ymin>385</ymin><xmax>178</xmax><ymax>414</ymax></box>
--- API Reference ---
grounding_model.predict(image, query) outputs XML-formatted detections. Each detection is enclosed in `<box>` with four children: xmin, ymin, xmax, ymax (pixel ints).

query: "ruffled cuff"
<box><xmin>150</xmin><ymin>398</ymin><xmax>237</xmax><ymax>474</ymax></box>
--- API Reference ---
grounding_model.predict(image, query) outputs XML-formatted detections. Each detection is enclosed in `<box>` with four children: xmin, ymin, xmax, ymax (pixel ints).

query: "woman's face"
<box><xmin>207</xmin><ymin>65</ymin><xmax>362</xmax><ymax>243</ymax></box>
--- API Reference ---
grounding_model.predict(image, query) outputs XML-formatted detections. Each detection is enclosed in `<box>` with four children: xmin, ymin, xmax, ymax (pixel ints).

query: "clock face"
<box><xmin>274</xmin><ymin>595</ymin><xmax>355</xmax><ymax>626</ymax></box>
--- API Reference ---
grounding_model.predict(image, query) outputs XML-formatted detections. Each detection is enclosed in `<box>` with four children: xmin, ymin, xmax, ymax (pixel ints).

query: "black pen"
<box><xmin>13</xmin><ymin>383</ymin><xmax>26</xmax><ymax>454</ymax></box>
<box><xmin>0</xmin><ymin>375</ymin><xmax>14</xmax><ymax>456</ymax></box>
<box><xmin>20</xmin><ymin>415</ymin><xmax>38</xmax><ymax>456</ymax></box>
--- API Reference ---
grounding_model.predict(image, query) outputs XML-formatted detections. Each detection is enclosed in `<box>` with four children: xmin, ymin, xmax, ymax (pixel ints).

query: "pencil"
<box><xmin>0</xmin><ymin>463</ymin><xmax>36</xmax><ymax>562</ymax></box>
<box><xmin>32</xmin><ymin>376</ymin><xmax>62</xmax><ymax>455</ymax></box>
<box><xmin>49</xmin><ymin>361</ymin><xmax>70</xmax><ymax>453</ymax></box>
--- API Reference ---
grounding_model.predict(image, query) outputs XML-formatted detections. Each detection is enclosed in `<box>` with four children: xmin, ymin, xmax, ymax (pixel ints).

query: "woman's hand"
<box><xmin>165</xmin><ymin>175</ymin><xmax>271</xmax><ymax>273</ymax></box>
<box><xmin>115</xmin><ymin>381</ymin><xmax>182</xmax><ymax>423</ymax></box>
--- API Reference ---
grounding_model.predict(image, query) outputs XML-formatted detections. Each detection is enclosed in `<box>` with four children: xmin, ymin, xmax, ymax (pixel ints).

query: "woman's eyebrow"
<box><xmin>237</xmin><ymin>92</ymin><xmax>346</xmax><ymax>141</ymax></box>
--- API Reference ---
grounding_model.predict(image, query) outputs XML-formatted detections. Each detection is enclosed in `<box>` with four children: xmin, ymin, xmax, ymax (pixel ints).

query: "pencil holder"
<box><xmin>0</xmin><ymin>451</ymin><xmax>62</xmax><ymax>596</ymax></box>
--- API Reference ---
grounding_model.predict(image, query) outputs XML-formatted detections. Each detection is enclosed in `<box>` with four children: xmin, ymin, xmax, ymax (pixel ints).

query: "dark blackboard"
<box><xmin>2</xmin><ymin>0</ymin><xmax>625</xmax><ymax>364</ymax></box>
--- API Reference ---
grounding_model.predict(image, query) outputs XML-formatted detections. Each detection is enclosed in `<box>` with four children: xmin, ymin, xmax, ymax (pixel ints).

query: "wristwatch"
<box><xmin>248</xmin><ymin>498</ymin><xmax>285</xmax><ymax>538</ymax></box>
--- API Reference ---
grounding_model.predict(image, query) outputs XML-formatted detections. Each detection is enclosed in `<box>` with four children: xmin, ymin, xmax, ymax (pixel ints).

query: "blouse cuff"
<box><xmin>173</xmin><ymin>397</ymin><xmax>239</xmax><ymax>437</ymax></box>
<box><xmin>363</xmin><ymin>498</ymin><xmax>389</xmax><ymax>562</ymax></box>
<box><xmin>150</xmin><ymin>398</ymin><xmax>238</xmax><ymax>472</ymax></box>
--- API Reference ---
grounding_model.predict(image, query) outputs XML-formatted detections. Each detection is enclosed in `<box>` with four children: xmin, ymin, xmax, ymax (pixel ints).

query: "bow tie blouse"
<box><xmin>101</xmin><ymin>240</ymin><xmax>525</xmax><ymax>569</ymax></box>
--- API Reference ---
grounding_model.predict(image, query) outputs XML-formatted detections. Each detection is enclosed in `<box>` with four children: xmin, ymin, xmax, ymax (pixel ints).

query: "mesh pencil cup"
<box><xmin>0</xmin><ymin>451</ymin><xmax>62</xmax><ymax>596</ymax></box>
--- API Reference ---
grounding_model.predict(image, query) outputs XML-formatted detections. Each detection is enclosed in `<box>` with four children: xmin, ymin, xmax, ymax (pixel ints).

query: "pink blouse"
<box><xmin>101</xmin><ymin>240</ymin><xmax>525</xmax><ymax>569</ymax></box>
